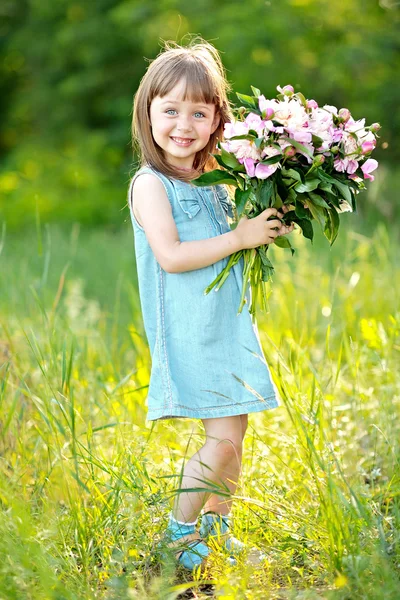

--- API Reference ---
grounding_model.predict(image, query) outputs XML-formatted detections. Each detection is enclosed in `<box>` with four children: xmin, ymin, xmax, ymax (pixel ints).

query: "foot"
<box><xmin>165</xmin><ymin>531</ymin><xmax>210</xmax><ymax>570</ymax></box>
<box><xmin>200</xmin><ymin>512</ymin><xmax>245</xmax><ymax>556</ymax></box>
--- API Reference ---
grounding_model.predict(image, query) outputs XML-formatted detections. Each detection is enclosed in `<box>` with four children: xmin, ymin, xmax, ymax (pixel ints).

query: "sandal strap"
<box><xmin>166</xmin><ymin>531</ymin><xmax>202</xmax><ymax>549</ymax></box>
<box><xmin>166</xmin><ymin>532</ymin><xmax>205</xmax><ymax>561</ymax></box>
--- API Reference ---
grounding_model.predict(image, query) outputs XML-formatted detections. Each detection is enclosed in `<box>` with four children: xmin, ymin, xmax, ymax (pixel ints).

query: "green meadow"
<box><xmin>2</xmin><ymin>3</ymin><xmax>400</xmax><ymax>596</ymax></box>
<box><xmin>1</xmin><ymin>187</ymin><xmax>399</xmax><ymax>598</ymax></box>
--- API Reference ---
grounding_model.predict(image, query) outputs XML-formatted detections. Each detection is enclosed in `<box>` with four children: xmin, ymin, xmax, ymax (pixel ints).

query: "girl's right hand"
<box><xmin>234</xmin><ymin>208</ymin><xmax>284</xmax><ymax>250</ymax></box>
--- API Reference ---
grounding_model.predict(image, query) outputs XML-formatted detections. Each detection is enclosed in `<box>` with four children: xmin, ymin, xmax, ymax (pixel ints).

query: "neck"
<box><xmin>175</xmin><ymin>165</ymin><xmax>194</xmax><ymax>172</ymax></box>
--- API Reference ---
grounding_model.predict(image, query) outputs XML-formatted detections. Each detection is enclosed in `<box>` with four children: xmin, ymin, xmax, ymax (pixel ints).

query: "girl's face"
<box><xmin>149</xmin><ymin>80</ymin><xmax>220</xmax><ymax>170</ymax></box>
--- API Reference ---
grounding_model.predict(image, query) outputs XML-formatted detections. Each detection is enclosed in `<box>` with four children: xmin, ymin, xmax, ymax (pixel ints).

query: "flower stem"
<box><xmin>204</xmin><ymin>250</ymin><xmax>243</xmax><ymax>295</ymax></box>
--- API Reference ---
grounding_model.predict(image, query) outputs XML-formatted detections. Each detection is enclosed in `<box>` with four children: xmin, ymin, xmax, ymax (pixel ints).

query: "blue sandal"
<box><xmin>200</xmin><ymin>512</ymin><xmax>245</xmax><ymax>558</ymax></box>
<box><xmin>165</xmin><ymin>531</ymin><xmax>210</xmax><ymax>570</ymax></box>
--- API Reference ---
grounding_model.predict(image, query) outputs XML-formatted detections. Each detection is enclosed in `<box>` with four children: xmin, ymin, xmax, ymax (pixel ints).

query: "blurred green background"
<box><xmin>0</xmin><ymin>0</ymin><xmax>399</xmax><ymax>232</ymax></box>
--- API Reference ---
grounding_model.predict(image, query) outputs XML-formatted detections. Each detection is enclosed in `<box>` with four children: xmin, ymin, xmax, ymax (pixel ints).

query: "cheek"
<box><xmin>197</xmin><ymin>121</ymin><xmax>215</xmax><ymax>138</ymax></box>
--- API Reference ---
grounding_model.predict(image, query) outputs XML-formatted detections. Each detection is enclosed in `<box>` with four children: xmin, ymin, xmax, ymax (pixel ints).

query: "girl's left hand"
<box><xmin>276</xmin><ymin>204</ymin><xmax>295</xmax><ymax>237</ymax></box>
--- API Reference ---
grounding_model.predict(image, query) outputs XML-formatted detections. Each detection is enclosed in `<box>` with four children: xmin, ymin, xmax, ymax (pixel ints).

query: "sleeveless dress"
<box><xmin>128</xmin><ymin>165</ymin><xmax>281</xmax><ymax>421</ymax></box>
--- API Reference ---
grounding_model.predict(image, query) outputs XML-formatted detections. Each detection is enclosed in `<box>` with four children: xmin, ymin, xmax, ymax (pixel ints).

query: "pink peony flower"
<box><xmin>244</xmin><ymin>113</ymin><xmax>266</xmax><ymax>136</ymax></box>
<box><xmin>291</xmin><ymin>129</ymin><xmax>313</xmax><ymax>144</ymax></box>
<box><xmin>361</xmin><ymin>140</ymin><xmax>375</xmax><ymax>154</ymax></box>
<box><xmin>332</xmin><ymin>128</ymin><xmax>344</xmax><ymax>143</ymax></box>
<box><xmin>259</xmin><ymin>95</ymin><xmax>279</xmax><ymax>115</ymax></box>
<box><xmin>221</xmin><ymin>138</ymin><xmax>261</xmax><ymax>162</ymax></box>
<box><xmin>255</xmin><ymin>162</ymin><xmax>280</xmax><ymax>179</ymax></box>
<box><xmin>334</xmin><ymin>157</ymin><xmax>348</xmax><ymax>172</ymax></box>
<box><xmin>361</xmin><ymin>158</ymin><xmax>378</xmax><ymax>181</ymax></box>
<box><xmin>223</xmin><ymin>120</ymin><xmax>249</xmax><ymax>139</ymax></box>
<box><xmin>244</xmin><ymin>158</ymin><xmax>256</xmax><ymax>177</ymax></box>
<box><xmin>323</xmin><ymin>104</ymin><xmax>339</xmax><ymax>116</ymax></box>
<box><xmin>346</xmin><ymin>159</ymin><xmax>359</xmax><ymax>174</ymax></box>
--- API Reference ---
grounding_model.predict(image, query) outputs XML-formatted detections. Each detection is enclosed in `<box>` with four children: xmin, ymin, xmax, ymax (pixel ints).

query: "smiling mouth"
<box><xmin>170</xmin><ymin>137</ymin><xmax>195</xmax><ymax>146</ymax></box>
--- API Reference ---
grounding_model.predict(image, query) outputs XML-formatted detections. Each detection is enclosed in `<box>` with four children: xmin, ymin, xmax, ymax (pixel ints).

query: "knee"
<box><xmin>213</xmin><ymin>436</ymin><xmax>243</xmax><ymax>465</ymax></box>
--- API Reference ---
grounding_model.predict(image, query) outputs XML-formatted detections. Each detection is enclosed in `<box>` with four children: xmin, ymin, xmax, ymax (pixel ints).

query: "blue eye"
<box><xmin>194</xmin><ymin>111</ymin><xmax>205</xmax><ymax>118</ymax></box>
<box><xmin>166</xmin><ymin>109</ymin><xmax>177</xmax><ymax>115</ymax></box>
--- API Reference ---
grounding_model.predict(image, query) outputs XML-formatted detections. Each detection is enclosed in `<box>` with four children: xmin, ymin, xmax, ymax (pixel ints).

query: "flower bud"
<box><xmin>237</xmin><ymin>106</ymin><xmax>246</xmax><ymax>116</ymax></box>
<box><xmin>282</xmin><ymin>85</ymin><xmax>294</xmax><ymax>96</ymax></box>
<box><xmin>313</xmin><ymin>154</ymin><xmax>325</xmax><ymax>166</ymax></box>
<box><xmin>331</xmin><ymin>146</ymin><xmax>340</xmax><ymax>155</ymax></box>
<box><xmin>277</xmin><ymin>84</ymin><xmax>294</xmax><ymax>96</ymax></box>
<box><xmin>263</xmin><ymin>107</ymin><xmax>275</xmax><ymax>120</ymax></box>
<box><xmin>369</xmin><ymin>122</ymin><xmax>381</xmax><ymax>133</ymax></box>
<box><xmin>338</xmin><ymin>108</ymin><xmax>351</xmax><ymax>123</ymax></box>
<box><xmin>361</xmin><ymin>140</ymin><xmax>375</xmax><ymax>154</ymax></box>
<box><xmin>307</xmin><ymin>99</ymin><xmax>318</xmax><ymax>110</ymax></box>
<box><xmin>284</xmin><ymin>146</ymin><xmax>296</xmax><ymax>158</ymax></box>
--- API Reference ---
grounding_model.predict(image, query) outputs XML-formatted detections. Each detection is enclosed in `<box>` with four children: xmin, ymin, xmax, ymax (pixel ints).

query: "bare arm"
<box><xmin>131</xmin><ymin>173</ymin><xmax>292</xmax><ymax>274</ymax></box>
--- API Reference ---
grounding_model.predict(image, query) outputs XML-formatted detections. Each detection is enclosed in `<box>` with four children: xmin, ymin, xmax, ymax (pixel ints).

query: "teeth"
<box><xmin>171</xmin><ymin>137</ymin><xmax>193</xmax><ymax>144</ymax></box>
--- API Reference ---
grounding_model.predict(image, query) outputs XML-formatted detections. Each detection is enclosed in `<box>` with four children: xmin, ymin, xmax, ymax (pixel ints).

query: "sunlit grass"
<box><xmin>0</xmin><ymin>218</ymin><xmax>399</xmax><ymax>599</ymax></box>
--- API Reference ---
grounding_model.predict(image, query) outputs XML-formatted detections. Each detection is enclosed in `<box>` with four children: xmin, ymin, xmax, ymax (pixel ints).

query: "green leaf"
<box><xmin>274</xmin><ymin>235</ymin><xmax>295</xmax><ymax>256</ymax></box>
<box><xmin>295</xmin><ymin>199</ymin><xmax>310</xmax><ymax>219</ymax></box>
<box><xmin>229</xmin><ymin>133</ymin><xmax>257</xmax><ymax>140</ymax></box>
<box><xmin>282</xmin><ymin>167</ymin><xmax>302</xmax><ymax>182</ymax></box>
<box><xmin>236</xmin><ymin>92</ymin><xmax>258</xmax><ymax>110</ymax></box>
<box><xmin>295</xmin><ymin>91</ymin><xmax>307</xmax><ymax>107</ymax></box>
<box><xmin>332</xmin><ymin>179</ymin><xmax>353</xmax><ymax>204</ymax></box>
<box><xmin>192</xmin><ymin>170</ymin><xmax>238</xmax><ymax>187</ymax></box>
<box><xmin>286</xmin><ymin>137</ymin><xmax>314</xmax><ymax>158</ymax></box>
<box><xmin>317</xmin><ymin>170</ymin><xmax>353</xmax><ymax>205</ymax></box>
<box><xmin>324</xmin><ymin>206</ymin><xmax>340</xmax><ymax>245</ymax></box>
<box><xmin>235</xmin><ymin>187</ymin><xmax>252</xmax><ymax>216</ymax></box>
<box><xmin>306</xmin><ymin>197</ymin><xmax>327</xmax><ymax>228</ymax></box>
<box><xmin>297</xmin><ymin>218</ymin><xmax>314</xmax><ymax>242</ymax></box>
<box><xmin>259</xmin><ymin>178</ymin><xmax>274</xmax><ymax>208</ymax></box>
<box><xmin>294</xmin><ymin>178</ymin><xmax>320</xmax><ymax>193</ymax></box>
<box><xmin>325</xmin><ymin>190</ymin><xmax>340</xmax><ymax>208</ymax></box>
<box><xmin>308</xmin><ymin>191</ymin><xmax>330</xmax><ymax>208</ymax></box>
<box><xmin>219</xmin><ymin>148</ymin><xmax>242</xmax><ymax>169</ymax></box>
<box><xmin>259</xmin><ymin>154</ymin><xmax>282</xmax><ymax>166</ymax></box>
<box><xmin>311</xmin><ymin>134</ymin><xmax>324</xmax><ymax>147</ymax></box>
<box><xmin>251</xmin><ymin>85</ymin><xmax>261</xmax><ymax>97</ymax></box>
<box><xmin>318</xmin><ymin>180</ymin><xmax>333</xmax><ymax>193</ymax></box>
<box><xmin>258</xmin><ymin>246</ymin><xmax>275</xmax><ymax>282</ymax></box>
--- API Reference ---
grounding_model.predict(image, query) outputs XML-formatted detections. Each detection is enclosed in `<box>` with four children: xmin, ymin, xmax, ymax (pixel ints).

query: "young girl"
<box><xmin>128</xmin><ymin>39</ymin><xmax>294</xmax><ymax>570</ymax></box>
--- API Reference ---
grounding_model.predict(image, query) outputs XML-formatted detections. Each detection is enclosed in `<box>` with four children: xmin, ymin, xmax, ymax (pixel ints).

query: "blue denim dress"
<box><xmin>128</xmin><ymin>166</ymin><xmax>281</xmax><ymax>421</ymax></box>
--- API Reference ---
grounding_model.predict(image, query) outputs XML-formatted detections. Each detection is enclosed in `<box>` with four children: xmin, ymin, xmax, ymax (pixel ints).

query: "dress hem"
<box><xmin>146</xmin><ymin>394</ymin><xmax>280</xmax><ymax>421</ymax></box>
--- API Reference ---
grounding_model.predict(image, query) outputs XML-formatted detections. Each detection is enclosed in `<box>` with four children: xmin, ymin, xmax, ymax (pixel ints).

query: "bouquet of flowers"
<box><xmin>192</xmin><ymin>84</ymin><xmax>380</xmax><ymax>318</ymax></box>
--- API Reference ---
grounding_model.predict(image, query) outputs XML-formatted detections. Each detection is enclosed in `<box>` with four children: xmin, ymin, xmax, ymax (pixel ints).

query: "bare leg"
<box><xmin>202</xmin><ymin>414</ymin><xmax>248</xmax><ymax>515</ymax></box>
<box><xmin>172</xmin><ymin>415</ymin><xmax>245</xmax><ymax>523</ymax></box>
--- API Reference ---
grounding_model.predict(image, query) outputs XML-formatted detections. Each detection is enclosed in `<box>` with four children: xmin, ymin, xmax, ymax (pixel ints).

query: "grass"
<box><xmin>0</xmin><ymin>214</ymin><xmax>399</xmax><ymax>599</ymax></box>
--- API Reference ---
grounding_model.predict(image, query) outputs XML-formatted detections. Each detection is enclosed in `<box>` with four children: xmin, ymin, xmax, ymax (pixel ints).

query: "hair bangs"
<box><xmin>152</xmin><ymin>57</ymin><xmax>219</xmax><ymax>107</ymax></box>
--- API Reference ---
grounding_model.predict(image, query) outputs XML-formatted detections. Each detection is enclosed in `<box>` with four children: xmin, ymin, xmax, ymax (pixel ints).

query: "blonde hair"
<box><xmin>131</xmin><ymin>38</ymin><xmax>233</xmax><ymax>182</ymax></box>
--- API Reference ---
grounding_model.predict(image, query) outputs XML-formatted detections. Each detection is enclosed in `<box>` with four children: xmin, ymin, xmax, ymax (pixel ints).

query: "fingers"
<box><xmin>262</xmin><ymin>207</ymin><xmax>279</xmax><ymax>219</ymax></box>
<box><xmin>267</xmin><ymin>219</ymin><xmax>282</xmax><ymax>229</ymax></box>
<box><xmin>277</xmin><ymin>223</ymin><xmax>295</xmax><ymax>236</ymax></box>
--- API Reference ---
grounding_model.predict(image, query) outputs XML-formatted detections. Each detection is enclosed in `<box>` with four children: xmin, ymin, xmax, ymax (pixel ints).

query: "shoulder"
<box><xmin>133</xmin><ymin>171</ymin><xmax>165</xmax><ymax>194</ymax></box>
<box><xmin>131</xmin><ymin>171</ymin><xmax>173</xmax><ymax>217</ymax></box>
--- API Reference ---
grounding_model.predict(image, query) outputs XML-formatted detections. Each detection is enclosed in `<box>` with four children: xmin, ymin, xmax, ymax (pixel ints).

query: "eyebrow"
<box><xmin>159</xmin><ymin>99</ymin><xmax>212</xmax><ymax>110</ymax></box>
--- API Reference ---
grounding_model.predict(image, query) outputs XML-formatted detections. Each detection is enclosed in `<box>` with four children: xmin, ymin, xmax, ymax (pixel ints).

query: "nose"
<box><xmin>176</xmin><ymin>115</ymin><xmax>193</xmax><ymax>132</ymax></box>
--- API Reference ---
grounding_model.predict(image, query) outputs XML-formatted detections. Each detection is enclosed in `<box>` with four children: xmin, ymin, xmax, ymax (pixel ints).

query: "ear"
<box><xmin>211</xmin><ymin>110</ymin><xmax>221</xmax><ymax>134</ymax></box>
